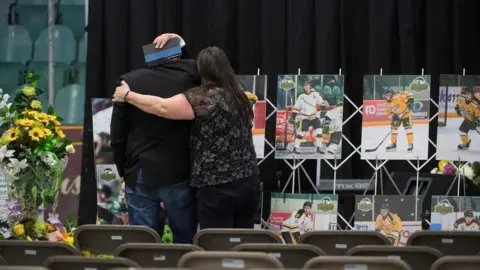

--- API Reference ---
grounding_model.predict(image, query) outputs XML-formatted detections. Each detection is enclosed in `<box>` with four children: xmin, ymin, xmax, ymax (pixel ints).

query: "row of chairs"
<box><xmin>0</xmin><ymin>24</ymin><xmax>86</xmax><ymax>95</ymax></box>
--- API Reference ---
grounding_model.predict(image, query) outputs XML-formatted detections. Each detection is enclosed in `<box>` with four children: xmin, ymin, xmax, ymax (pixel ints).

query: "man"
<box><xmin>454</xmin><ymin>210</ymin><xmax>480</xmax><ymax>231</ymax></box>
<box><xmin>110</xmin><ymin>33</ymin><xmax>200</xmax><ymax>243</ymax></box>
<box><xmin>290</xmin><ymin>80</ymin><xmax>327</xmax><ymax>154</ymax></box>
<box><xmin>383</xmin><ymin>88</ymin><xmax>415</xmax><ymax>152</ymax></box>
<box><xmin>282</xmin><ymin>201</ymin><xmax>314</xmax><ymax>234</ymax></box>
<box><xmin>455</xmin><ymin>86</ymin><xmax>480</xmax><ymax>150</ymax></box>
<box><xmin>375</xmin><ymin>203</ymin><xmax>403</xmax><ymax>246</ymax></box>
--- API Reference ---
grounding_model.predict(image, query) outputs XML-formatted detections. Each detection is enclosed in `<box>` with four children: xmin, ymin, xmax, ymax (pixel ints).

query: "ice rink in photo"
<box><xmin>437</xmin><ymin>118</ymin><xmax>480</xmax><ymax>162</ymax></box>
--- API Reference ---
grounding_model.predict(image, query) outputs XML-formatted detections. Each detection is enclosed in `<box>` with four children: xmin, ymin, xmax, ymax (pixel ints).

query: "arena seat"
<box><xmin>33</xmin><ymin>25</ymin><xmax>76</xmax><ymax>93</ymax></box>
<box><xmin>0</xmin><ymin>25</ymin><xmax>32</xmax><ymax>94</ymax></box>
<box><xmin>17</xmin><ymin>0</ymin><xmax>56</xmax><ymax>41</ymax></box>
<box><xmin>58</xmin><ymin>0</ymin><xmax>85</xmax><ymax>41</ymax></box>
<box><xmin>76</xmin><ymin>33</ymin><xmax>87</xmax><ymax>85</ymax></box>
<box><xmin>43</xmin><ymin>255</ymin><xmax>139</xmax><ymax>270</ymax></box>
<box><xmin>193</xmin><ymin>229</ymin><xmax>282</xmax><ymax>251</ymax></box>
<box><xmin>298</xmin><ymin>231</ymin><xmax>390</xmax><ymax>255</ymax></box>
<box><xmin>0</xmin><ymin>240</ymin><xmax>80</xmax><ymax>265</ymax></box>
<box><xmin>0</xmin><ymin>255</ymin><xmax>4</xmax><ymax>264</ymax></box>
<box><xmin>332</xmin><ymin>85</ymin><xmax>343</xmax><ymax>104</ymax></box>
<box><xmin>0</xmin><ymin>267</ymin><xmax>49</xmax><ymax>270</ymax></box>
<box><xmin>407</xmin><ymin>231</ymin><xmax>480</xmax><ymax>255</ymax></box>
<box><xmin>178</xmin><ymin>251</ymin><xmax>284</xmax><ymax>270</ymax></box>
<box><xmin>304</xmin><ymin>256</ymin><xmax>412</xmax><ymax>270</ymax></box>
<box><xmin>232</xmin><ymin>243</ymin><xmax>325</xmax><ymax>268</ymax></box>
<box><xmin>346</xmin><ymin>245</ymin><xmax>442</xmax><ymax>270</ymax></box>
<box><xmin>114</xmin><ymin>243</ymin><xmax>202</xmax><ymax>268</ymax></box>
<box><xmin>54</xmin><ymin>83</ymin><xmax>85</xmax><ymax>125</ymax></box>
<box><xmin>74</xmin><ymin>224</ymin><xmax>161</xmax><ymax>255</ymax></box>
<box><xmin>431</xmin><ymin>256</ymin><xmax>480</xmax><ymax>270</ymax></box>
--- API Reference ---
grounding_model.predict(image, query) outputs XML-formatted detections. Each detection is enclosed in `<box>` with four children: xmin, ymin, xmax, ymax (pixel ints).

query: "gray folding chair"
<box><xmin>0</xmin><ymin>240</ymin><xmax>80</xmax><ymax>265</ymax></box>
<box><xmin>407</xmin><ymin>231</ymin><xmax>480</xmax><ymax>255</ymax></box>
<box><xmin>74</xmin><ymin>224</ymin><xmax>161</xmax><ymax>255</ymax></box>
<box><xmin>0</xmin><ymin>267</ymin><xmax>49</xmax><ymax>270</ymax></box>
<box><xmin>298</xmin><ymin>231</ymin><xmax>390</xmax><ymax>255</ymax></box>
<box><xmin>232</xmin><ymin>243</ymin><xmax>324</xmax><ymax>268</ymax></box>
<box><xmin>114</xmin><ymin>243</ymin><xmax>202</xmax><ymax>268</ymax></box>
<box><xmin>0</xmin><ymin>256</ymin><xmax>4</xmax><ymax>264</ymax></box>
<box><xmin>178</xmin><ymin>251</ymin><xmax>284</xmax><ymax>269</ymax></box>
<box><xmin>304</xmin><ymin>256</ymin><xmax>412</xmax><ymax>270</ymax></box>
<box><xmin>346</xmin><ymin>245</ymin><xmax>442</xmax><ymax>270</ymax></box>
<box><xmin>193</xmin><ymin>229</ymin><xmax>282</xmax><ymax>251</ymax></box>
<box><xmin>431</xmin><ymin>256</ymin><xmax>480</xmax><ymax>270</ymax></box>
<box><xmin>43</xmin><ymin>255</ymin><xmax>139</xmax><ymax>270</ymax></box>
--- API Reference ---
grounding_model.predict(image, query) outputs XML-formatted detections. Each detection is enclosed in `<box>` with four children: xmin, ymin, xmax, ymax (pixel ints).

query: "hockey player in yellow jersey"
<box><xmin>375</xmin><ymin>203</ymin><xmax>403</xmax><ymax>246</ymax></box>
<box><xmin>454</xmin><ymin>86</ymin><xmax>480</xmax><ymax>150</ymax></box>
<box><xmin>383</xmin><ymin>88</ymin><xmax>415</xmax><ymax>152</ymax></box>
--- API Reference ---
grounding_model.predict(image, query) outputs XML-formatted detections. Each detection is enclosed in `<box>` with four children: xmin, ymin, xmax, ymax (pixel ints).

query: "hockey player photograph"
<box><xmin>275</xmin><ymin>74</ymin><xmax>344</xmax><ymax>159</ymax></box>
<box><xmin>437</xmin><ymin>75</ymin><xmax>480</xmax><ymax>162</ymax></box>
<box><xmin>361</xmin><ymin>75</ymin><xmax>431</xmax><ymax>160</ymax></box>
<box><xmin>354</xmin><ymin>195</ymin><xmax>422</xmax><ymax>246</ymax></box>
<box><xmin>430</xmin><ymin>196</ymin><xmax>480</xmax><ymax>231</ymax></box>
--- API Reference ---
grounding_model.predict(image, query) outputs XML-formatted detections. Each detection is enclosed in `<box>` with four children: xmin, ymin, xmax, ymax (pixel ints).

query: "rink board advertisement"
<box><xmin>361</xmin><ymin>75</ymin><xmax>431</xmax><ymax>160</ymax></box>
<box><xmin>237</xmin><ymin>75</ymin><xmax>267</xmax><ymax>158</ymax></box>
<box><xmin>430</xmin><ymin>196</ymin><xmax>480</xmax><ymax>231</ymax></box>
<box><xmin>275</xmin><ymin>75</ymin><xmax>344</xmax><ymax>159</ymax></box>
<box><xmin>270</xmin><ymin>193</ymin><xmax>338</xmax><ymax>243</ymax></box>
<box><xmin>436</xmin><ymin>75</ymin><xmax>480</xmax><ymax>162</ymax></box>
<box><xmin>354</xmin><ymin>195</ymin><xmax>422</xmax><ymax>246</ymax></box>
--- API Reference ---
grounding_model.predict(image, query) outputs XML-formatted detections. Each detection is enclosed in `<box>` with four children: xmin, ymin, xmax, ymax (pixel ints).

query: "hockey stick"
<box><xmin>365</xmin><ymin>130</ymin><xmax>392</xmax><ymax>152</ymax></box>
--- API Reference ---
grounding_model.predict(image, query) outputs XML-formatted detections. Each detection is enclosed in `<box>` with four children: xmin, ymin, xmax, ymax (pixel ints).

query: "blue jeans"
<box><xmin>126</xmin><ymin>170</ymin><xmax>197</xmax><ymax>243</ymax></box>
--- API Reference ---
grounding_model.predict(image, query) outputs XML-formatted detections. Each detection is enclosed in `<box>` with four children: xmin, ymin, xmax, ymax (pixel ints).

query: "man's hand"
<box><xmin>153</xmin><ymin>33</ymin><xmax>182</xmax><ymax>49</ymax></box>
<box><xmin>455</xmin><ymin>105</ymin><xmax>462</xmax><ymax>117</ymax></box>
<box><xmin>113</xmin><ymin>81</ymin><xmax>130</xmax><ymax>103</ymax></box>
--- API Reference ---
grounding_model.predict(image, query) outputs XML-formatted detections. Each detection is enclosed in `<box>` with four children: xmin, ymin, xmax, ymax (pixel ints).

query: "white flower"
<box><xmin>7</xmin><ymin>158</ymin><xmax>28</xmax><ymax>174</ymax></box>
<box><xmin>65</xmin><ymin>144</ymin><xmax>75</xmax><ymax>154</ymax></box>
<box><xmin>40</xmin><ymin>152</ymin><xmax>57</xmax><ymax>168</ymax></box>
<box><xmin>460</xmin><ymin>164</ymin><xmax>475</xmax><ymax>180</ymax></box>
<box><xmin>0</xmin><ymin>94</ymin><xmax>11</xmax><ymax>109</ymax></box>
<box><xmin>0</xmin><ymin>146</ymin><xmax>14</xmax><ymax>163</ymax></box>
<box><xmin>431</xmin><ymin>168</ymin><xmax>438</xmax><ymax>174</ymax></box>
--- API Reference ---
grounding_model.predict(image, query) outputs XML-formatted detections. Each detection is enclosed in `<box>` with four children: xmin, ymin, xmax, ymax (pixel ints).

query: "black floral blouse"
<box><xmin>184</xmin><ymin>87</ymin><xmax>259</xmax><ymax>188</ymax></box>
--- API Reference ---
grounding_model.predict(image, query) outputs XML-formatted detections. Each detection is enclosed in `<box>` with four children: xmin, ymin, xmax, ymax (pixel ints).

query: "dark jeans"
<box><xmin>126</xmin><ymin>170</ymin><xmax>197</xmax><ymax>243</ymax></box>
<box><xmin>196</xmin><ymin>175</ymin><xmax>260</xmax><ymax>229</ymax></box>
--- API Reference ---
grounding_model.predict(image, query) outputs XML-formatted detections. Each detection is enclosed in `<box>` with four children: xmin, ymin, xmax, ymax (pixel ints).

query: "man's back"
<box><xmin>111</xmin><ymin>59</ymin><xmax>200</xmax><ymax>189</ymax></box>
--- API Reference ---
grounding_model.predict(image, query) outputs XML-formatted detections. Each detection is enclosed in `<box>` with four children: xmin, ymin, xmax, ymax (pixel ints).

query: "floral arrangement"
<box><xmin>245</xmin><ymin>91</ymin><xmax>258</xmax><ymax>106</ymax></box>
<box><xmin>431</xmin><ymin>160</ymin><xmax>480</xmax><ymax>185</ymax></box>
<box><xmin>0</xmin><ymin>73</ymin><xmax>76</xmax><ymax>241</ymax></box>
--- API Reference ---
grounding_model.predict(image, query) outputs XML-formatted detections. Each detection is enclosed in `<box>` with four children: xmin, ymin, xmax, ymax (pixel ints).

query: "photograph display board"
<box><xmin>270</xmin><ymin>193</ymin><xmax>338</xmax><ymax>243</ymax></box>
<box><xmin>354</xmin><ymin>195</ymin><xmax>422</xmax><ymax>246</ymax></box>
<box><xmin>237</xmin><ymin>75</ymin><xmax>267</xmax><ymax>158</ymax></box>
<box><xmin>430</xmin><ymin>196</ymin><xmax>480</xmax><ymax>231</ymax></box>
<box><xmin>436</xmin><ymin>75</ymin><xmax>480</xmax><ymax>162</ymax></box>
<box><xmin>361</xmin><ymin>75</ymin><xmax>431</xmax><ymax>160</ymax></box>
<box><xmin>275</xmin><ymin>75</ymin><xmax>344</xmax><ymax>159</ymax></box>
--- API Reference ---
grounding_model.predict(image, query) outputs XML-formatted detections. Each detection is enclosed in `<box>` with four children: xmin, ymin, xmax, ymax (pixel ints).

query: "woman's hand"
<box><xmin>153</xmin><ymin>33</ymin><xmax>181</xmax><ymax>48</ymax></box>
<box><xmin>113</xmin><ymin>81</ymin><xmax>130</xmax><ymax>103</ymax></box>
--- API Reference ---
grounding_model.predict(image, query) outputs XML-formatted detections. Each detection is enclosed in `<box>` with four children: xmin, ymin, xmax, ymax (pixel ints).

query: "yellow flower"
<box><xmin>37</xmin><ymin>113</ymin><xmax>50</xmax><ymax>123</ymax></box>
<box><xmin>245</xmin><ymin>91</ymin><xmax>258</xmax><ymax>101</ymax></box>
<box><xmin>15</xmin><ymin>119</ymin><xmax>35</xmax><ymax>127</ymax></box>
<box><xmin>438</xmin><ymin>160</ymin><xmax>449</xmax><ymax>171</ymax></box>
<box><xmin>51</xmin><ymin>119</ymin><xmax>61</xmax><ymax>126</ymax></box>
<box><xmin>27</xmin><ymin>236</ymin><xmax>33</xmax><ymax>241</ymax></box>
<box><xmin>29</xmin><ymin>127</ymin><xmax>45</xmax><ymax>141</ymax></box>
<box><xmin>43</xmin><ymin>128</ymin><xmax>52</xmax><ymax>137</ymax></box>
<box><xmin>22</xmin><ymin>86</ymin><xmax>36</xmax><ymax>96</ymax></box>
<box><xmin>22</xmin><ymin>110</ymin><xmax>39</xmax><ymax>119</ymax></box>
<box><xmin>63</xmin><ymin>236</ymin><xmax>74</xmax><ymax>246</ymax></box>
<box><xmin>81</xmin><ymin>251</ymin><xmax>92</xmax><ymax>257</ymax></box>
<box><xmin>48</xmin><ymin>115</ymin><xmax>57</xmax><ymax>121</ymax></box>
<box><xmin>13</xmin><ymin>224</ymin><xmax>25</xmax><ymax>236</ymax></box>
<box><xmin>66</xmin><ymin>144</ymin><xmax>75</xmax><ymax>154</ymax></box>
<box><xmin>0</xmin><ymin>136</ymin><xmax>9</xmax><ymax>145</ymax></box>
<box><xmin>6</xmin><ymin>127</ymin><xmax>20</xmax><ymax>142</ymax></box>
<box><xmin>30</xmin><ymin>100</ymin><xmax>42</xmax><ymax>110</ymax></box>
<box><xmin>55</xmin><ymin>127</ymin><xmax>65</xmax><ymax>139</ymax></box>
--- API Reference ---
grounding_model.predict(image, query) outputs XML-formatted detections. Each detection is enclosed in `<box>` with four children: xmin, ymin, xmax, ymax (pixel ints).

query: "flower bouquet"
<box><xmin>245</xmin><ymin>91</ymin><xmax>258</xmax><ymax>106</ymax></box>
<box><xmin>431</xmin><ymin>160</ymin><xmax>480</xmax><ymax>186</ymax></box>
<box><xmin>0</xmin><ymin>73</ymin><xmax>76</xmax><ymax>241</ymax></box>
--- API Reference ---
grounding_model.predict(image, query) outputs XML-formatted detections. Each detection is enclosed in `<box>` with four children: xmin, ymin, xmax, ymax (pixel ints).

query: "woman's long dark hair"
<box><xmin>196</xmin><ymin>46</ymin><xmax>253</xmax><ymax>124</ymax></box>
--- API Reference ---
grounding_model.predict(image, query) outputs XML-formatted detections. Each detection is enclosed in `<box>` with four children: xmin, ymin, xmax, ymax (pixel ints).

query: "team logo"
<box><xmin>316</xmin><ymin>197</ymin><xmax>335</xmax><ymax>212</ymax></box>
<box><xmin>99</xmin><ymin>168</ymin><xmax>117</xmax><ymax>180</ymax></box>
<box><xmin>410</xmin><ymin>77</ymin><xmax>430</xmax><ymax>92</ymax></box>
<box><xmin>434</xmin><ymin>199</ymin><xmax>454</xmax><ymax>214</ymax></box>
<box><xmin>354</xmin><ymin>224</ymin><xmax>369</xmax><ymax>231</ymax></box>
<box><xmin>279</xmin><ymin>76</ymin><xmax>296</xmax><ymax>91</ymax></box>
<box><xmin>357</xmin><ymin>198</ymin><xmax>374</xmax><ymax>212</ymax></box>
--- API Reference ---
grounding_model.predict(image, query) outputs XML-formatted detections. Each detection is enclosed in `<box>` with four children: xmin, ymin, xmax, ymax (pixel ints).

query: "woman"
<box><xmin>113</xmin><ymin>43</ymin><xmax>260</xmax><ymax>229</ymax></box>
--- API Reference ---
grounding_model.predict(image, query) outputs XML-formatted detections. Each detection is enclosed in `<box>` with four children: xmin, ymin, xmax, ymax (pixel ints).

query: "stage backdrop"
<box><xmin>431</xmin><ymin>196</ymin><xmax>480</xmax><ymax>231</ymax></box>
<box><xmin>237</xmin><ymin>75</ymin><xmax>267</xmax><ymax>158</ymax></box>
<box><xmin>361</xmin><ymin>75</ymin><xmax>431</xmax><ymax>160</ymax></box>
<box><xmin>275</xmin><ymin>75</ymin><xmax>344</xmax><ymax>159</ymax></box>
<box><xmin>437</xmin><ymin>75</ymin><xmax>480</xmax><ymax>162</ymax></box>
<box><xmin>270</xmin><ymin>193</ymin><xmax>338</xmax><ymax>243</ymax></box>
<box><xmin>354</xmin><ymin>195</ymin><xmax>422</xmax><ymax>246</ymax></box>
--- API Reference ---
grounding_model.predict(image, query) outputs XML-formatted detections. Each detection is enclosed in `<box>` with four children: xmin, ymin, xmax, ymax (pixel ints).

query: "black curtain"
<box><xmin>79</xmin><ymin>0</ymin><xmax>480</xmax><ymax>225</ymax></box>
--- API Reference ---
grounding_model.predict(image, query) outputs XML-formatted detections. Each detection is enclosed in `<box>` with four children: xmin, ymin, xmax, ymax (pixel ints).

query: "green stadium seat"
<box><xmin>332</xmin><ymin>85</ymin><xmax>342</xmax><ymax>96</ymax></box>
<box><xmin>54</xmin><ymin>84</ymin><xmax>85</xmax><ymax>125</ymax></box>
<box><xmin>314</xmin><ymin>85</ymin><xmax>322</xmax><ymax>92</ymax></box>
<box><xmin>59</xmin><ymin>0</ymin><xmax>85</xmax><ymax>41</ymax></box>
<box><xmin>0</xmin><ymin>25</ymin><xmax>32</xmax><ymax>94</ymax></box>
<box><xmin>17</xmin><ymin>0</ymin><xmax>56</xmax><ymax>41</ymax></box>
<box><xmin>322</xmin><ymin>85</ymin><xmax>332</xmax><ymax>96</ymax></box>
<box><xmin>33</xmin><ymin>25</ymin><xmax>76</xmax><ymax>93</ymax></box>
<box><xmin>77</xmin><ymin>33</ymin><xmax>86</xmax><ymax>85</ymax></box>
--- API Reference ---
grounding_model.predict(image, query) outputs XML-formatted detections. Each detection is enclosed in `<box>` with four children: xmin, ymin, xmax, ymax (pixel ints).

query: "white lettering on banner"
<box><xmin>439</xmin><ymin>87</ymin><xmax>462</xmax><ymax>113</ymax></box>
<box><xmin>61</xmin><ymin>176</ymin><xmax>81</xmax><ymax>195</ymax></box>
<box><xmin>0</xmin><ymin>173</ymin><xmax>8</xmax><ymax>222</ymax></box>
<box><xmin>365</xmin><ymin>105</ymin><xmax>376</xmax><ymax>115</ymax></box>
